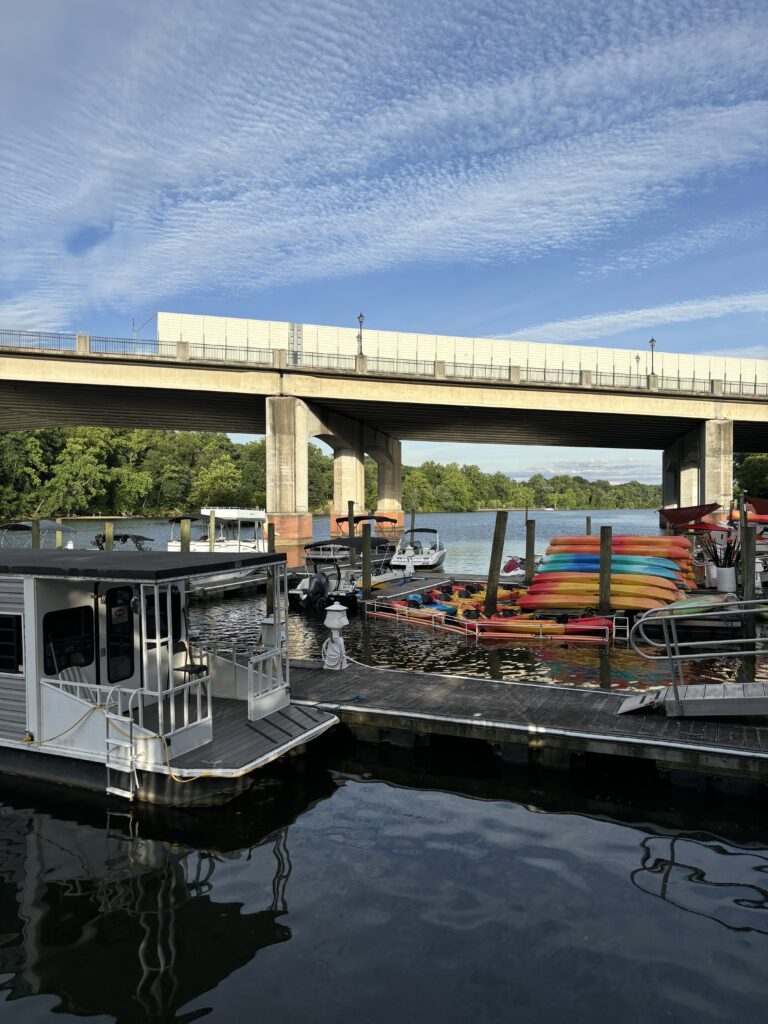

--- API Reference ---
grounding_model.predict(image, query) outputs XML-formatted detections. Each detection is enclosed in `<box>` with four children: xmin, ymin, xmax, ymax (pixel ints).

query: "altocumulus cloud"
<box><xmin>0</xmin><ymin>0</ymin><xmax>767</xmax><ymax>327</ymax></box>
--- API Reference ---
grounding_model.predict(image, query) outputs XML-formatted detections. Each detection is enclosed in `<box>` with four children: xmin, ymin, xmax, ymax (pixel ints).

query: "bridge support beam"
<box><xmin>266</xmin><ymin>396</ymin><xmax>313</xmax><ymax>544</ymax></box>
<box><xmin>331</xmin><ymin>446</ymin><xmax>366</xmax><ymax>530</ymax></box>
<box><xmin>661</xmin><ymin>419</ymin><xmax>733</xmax><ymax>513</ymax></box>
<box><xmin>371</xmin><ymin>436</ymin><xmax>403</xmax><ymax>530</ymax></box>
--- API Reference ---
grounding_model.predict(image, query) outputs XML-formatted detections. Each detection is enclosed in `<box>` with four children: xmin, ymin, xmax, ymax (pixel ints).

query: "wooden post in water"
<box><xmin>208</xmin><ymin>510</ymin><xmax>216</xmax><ymax>552</ymax></box>
<box><xmin>30</xmin><ymin>519</ymin><xmax>40</xmax><ymax>550</ymax></box>
<box><xmin>410</xmin><ymin>507</ymin><xmax>416</xmax><ymax>536</ymax></box>
<box><xmin>524</xmin><ymin>518</ymin><xmax>536</xmax><ymax>584</ymax></box>
<box><xmin>55</xmin><ymin>517</ymin><xmax>63</xmax><ymax>549</ymax></box>
<box><xmin>742</xmin><ymin>523</ymin><xmax>756</xmax><ymax>602</ymax></box>
<box><xmin>266</xmin><ymin>522</ymin><xmax>276</xmax><ymax>616</ymax></box>
<box><xmin>361</xmin><ymin>523</ymin><xmax>372</xmax><ymax>602</ymax></box>
<box><xmin>598</xmin><ymin>525</ymin><xmax>612</xmax><ymax>614</ymax></box>
<box><xmin>180</xmin><ymin>517</ymin><xmax>191</xmax><ymax>553</ymax></box>
<box><xmin>105</xmin><ymin>520</ymin><xmax>114</xmax><ymax>552</ymax></box>
<box><xmin>347</xmin><ymin>500</ymin><xmax>357</xmax><ymax>568</ymax></box>
<box><xmin>585</xmin><ymin>515</ymin><xmax>592</xmax><ymax>536</ymax></box>
<box><xmin>485</xmin><ymin>510</ymin><xmax>508</xmax><ymax>618</ymax></box>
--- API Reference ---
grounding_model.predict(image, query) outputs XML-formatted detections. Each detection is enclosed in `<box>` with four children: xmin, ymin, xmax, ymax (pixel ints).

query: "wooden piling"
<box><xmin>347</xmin><ymin>500</ymin><xmax>357</xmax><ymax>567</ymax></box>
<box><xmin>105</xmin><ymin>521</ymin><xmax>114</xmax><ymax>552</ymax></box>
<box><xmin>742</xmin><ymin>523</ymin><xmax>756</xmax><ymax>602</ymax></box>
<box><xmin>361</xmin><ymin>523</ymin><xmax>372</xmax><ymax>602</ymax></box>
<box><xmin>180</xmin><ymin>517</ymin><xmax>191</xmax><ymax>553</ymax></box>
<box><xmin>598</xmin><ymin>525</ymin><xmax>612</xmax><ymax>614</ymax></box>
<box><xmin>484</xmin><ymin>510</ymin><xmax>508</xmax><ymax>617</ymax></box>
<box><xmin>30</xmin><ymin>519</ymin><xmax>40</xmax><ymax>550</ymax></box>
<box><xmin>55</xmin><ymin>517</ymin><xmax>63</xmax><ymax>550</ymax></box>
<box><xmin>585</xmin><ymin>515</ymin><xmax>592</xmax><ymax>536</ymax></box>
<box><xmin>208</xmin><ymin>510</ymin><xmax>216</xmax><ymax>552</ymax></box>
<box><xmin>410</xmin><ymin>508</ymin><xmax>416</xmax><ymax>535</ymax></box>
<box><xmin>266</xmin><ymin>522</ymin><xmax>276</xmax><ymax>616</ymax></box>
<box><xmin>524</xmin><ymin>518</ymin><xmax>536</xmax><ymax>584</ymax></box>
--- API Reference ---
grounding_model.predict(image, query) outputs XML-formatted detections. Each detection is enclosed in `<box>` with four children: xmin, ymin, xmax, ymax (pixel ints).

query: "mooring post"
<box><xmin>585</xmin><ymin>515</ymin><xmax>592</xmax><ymax>536</ymax></box>
<box><xmin>347</xmin><ymin>500</ymin><xmax>357</xmax><ymax>568</ymax></box>
<box><xmin>180</xmin><ymin>517</ymin><xmax>191</xmax><ymax>553</ymax></box>
<box><xmin>410</xmin><ymin>507</ymin><xmax>416</xmax><ymax>535</ymax></box>
<box><xmin>742</xmin><ymin>523</ymin><xmax>756</xmax><ymax>602</ymax></box>
<box><xmin>525</xmin><ymin>518</ymin><xmax>536</xmax><ymax>584</ymax></box>
<box><xmin>598</xmin><ymin>525</ymin><xmax>612</xmax><ymax>614</ymax></box>
<box><xmin>362</xmin><ymin>523</ymin><xmax>372</xmax><ymax>602</ymax></box>
<box><xmin>105</xmin><ymin>520</ymin><xmax>114</xmax><ymax>552</ymax></box>
<box><xmin>55</xmin><ymin>517</ymin><xmax>63</xmax><ymax>550</ymax></box>
<box><xmin>30</xmin><ymin>519</ymin><xmax>40</xmax><ymax>550</ymax></box>
<box><xmin>208</xmin><ymin>510</ymin><xmax>216</xmax><ymax>552</ymax></box>
<box><xmin>266</xmin><ymin>522</ymin><xmax>276</xmax><ymax>617</ymax></box>
<box><xmin>485</xmin><ymin>510</ymin><xmax>508</xmax><ymax>617</ymax></box>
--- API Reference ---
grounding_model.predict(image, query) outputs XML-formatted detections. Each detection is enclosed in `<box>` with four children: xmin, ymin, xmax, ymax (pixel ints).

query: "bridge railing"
<box><xmin>2</xmin><ymin>328</ymin><xmax>765</xmax><ymax>398</ymax></box>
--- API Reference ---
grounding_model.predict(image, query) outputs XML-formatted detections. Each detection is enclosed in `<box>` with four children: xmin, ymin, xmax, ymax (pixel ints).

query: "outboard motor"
<box><xmin>303</xmin><ymin>572</ymin><xmax>329</xmax><ymax>612</ymax></box>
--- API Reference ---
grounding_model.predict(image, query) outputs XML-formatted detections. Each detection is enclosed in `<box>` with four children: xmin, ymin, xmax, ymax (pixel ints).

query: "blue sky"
<box><xmin>2</xmin><ymin>0</ymin><xmax>766</xmax><ymax>482</ymax></box>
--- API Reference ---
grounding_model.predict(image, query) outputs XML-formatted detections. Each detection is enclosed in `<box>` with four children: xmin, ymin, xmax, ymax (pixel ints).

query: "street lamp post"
<box><xmin>357</xmin><ymin>312</ymin><xmax>365</xmax><ymax>356</ymax></box>
<box><xmin>635</xmin><ymin>354</ymin><xmax>640</xmax><ymax>383</ymax></box>
<box><xmin>649</xmin><ymin>337</ymin><xmax>656</xmax><ymax>375</ymax></box>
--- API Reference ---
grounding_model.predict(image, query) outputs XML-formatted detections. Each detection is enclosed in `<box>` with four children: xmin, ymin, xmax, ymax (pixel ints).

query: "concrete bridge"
<box><xmin>1</xmin><ymin>328</ymin><xmax>766</xmax><ymax>542</ymax></box>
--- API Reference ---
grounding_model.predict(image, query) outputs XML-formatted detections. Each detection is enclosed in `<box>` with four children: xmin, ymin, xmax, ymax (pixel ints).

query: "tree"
<box><xmin>736</xmin><ymin>454</ymin><xmax>768</xmax><ymax>498</ymax></box>
<box><xmin>190</xmin><ymin>454</ymin><xmax>242</xmax><ymax>507</ymax></box>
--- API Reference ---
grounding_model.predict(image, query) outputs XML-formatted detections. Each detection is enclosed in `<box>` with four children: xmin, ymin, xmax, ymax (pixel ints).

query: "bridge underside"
<box><xmin>2</xmin><ymin>380</ymin><xmax>766</xmax><ymax>451</ymax></box>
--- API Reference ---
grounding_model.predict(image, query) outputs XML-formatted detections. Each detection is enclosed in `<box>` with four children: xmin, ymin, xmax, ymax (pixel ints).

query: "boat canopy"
<box><xmin>200</xmin><ymin>506</ymin><xmax>266</xmax><ymax>522</ymax></box>
<box><xmin>0</xmin><ymin>549</ymin><xmax>285</xmax><ymax>582</ymax></box>
<box><xmin>0</xmin><ymin>519</ymin><xmax>76</xmax><ymax>532</ymax></box>
<box><xmin>167</xmin><ymin>514</ymin><xmax>203</xmax><ymax>524</ymax></box>
<box><xmin>402</xmin><ymin>527</ymin><xmax>439</xmax><ymax>534</ymax></box>
<box><xmin>333</xmin><ymin>514</ymin><xmax>399</xmax><ymax>526</ymax></box>
<box><xmin>658</xmin><ymin>503</ymin><xmax>719</xmax><ymax>526</ymax></box>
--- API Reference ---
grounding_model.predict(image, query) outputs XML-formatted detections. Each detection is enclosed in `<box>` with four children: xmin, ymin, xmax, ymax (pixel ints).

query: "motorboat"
<box><xmin>390</xmin><ymin>528</ymin><xmax>446</xmax><ymax>573</ymax></box>
<box><xmin>93</xmin><ymin>531</ymin><xmax>154</xmax><ymax>551</ymax></box>
<box><xmin>289</xmin><ymin>533</ymin><xmax>405</xmax><ymax>613</ymax></box>
<box><xmin>334</xmin><ymin>514</ymin><xmax>401</xmax><ymax>558</ymax></box>
<box><xmin>0</xmin><ymin>519</ymin><xmax>77</xmax><ymax>549</ymax></box>
<box><xmin>0</xmin><ymin>548</ymin><xmax>336</xmax><ymax>805</ymax></box>
<box><xmin>167</xmin><ymin>507</ymin><xmax>267</xmax><ymax>554</ymax></box>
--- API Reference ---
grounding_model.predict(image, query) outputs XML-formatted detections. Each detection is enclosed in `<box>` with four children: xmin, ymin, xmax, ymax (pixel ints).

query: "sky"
<box><xmin>2</xmin><ymin>0</ymin><xmax>767</xmax><ymax>483</ymax></box>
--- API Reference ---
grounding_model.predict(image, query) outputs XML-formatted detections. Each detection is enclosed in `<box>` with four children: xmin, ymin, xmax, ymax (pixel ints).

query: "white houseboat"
<box><xmin>167</xmin><ymin>507</ymin><xmax>267</xmax><ymax>554</ymax></box>
<box><xmin>0</xmin><ymin>550</ymin><xmax>336</xmax><ymax>805</ymax></box>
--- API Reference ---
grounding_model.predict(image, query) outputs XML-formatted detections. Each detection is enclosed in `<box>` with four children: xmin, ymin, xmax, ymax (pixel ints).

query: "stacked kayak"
<box><xmin>519</xmin><ymin>534</ymin><xmax>695</xmax><ymax>612</ymax></box>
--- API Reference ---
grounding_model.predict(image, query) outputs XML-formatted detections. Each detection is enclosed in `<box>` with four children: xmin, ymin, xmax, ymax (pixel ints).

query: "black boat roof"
<box><xmin>0</xmin><ymin>549</ymin><xmax>285</xmax><ymax>582</ymax></box>
<box><xmin>167</xmin><ymin>514</ymin><xmax>203</xmax><ymax>524</ymax></box>
<box><xmin>305</xmin><ymin>536</ymin><xmax>393</xmax><ymax>552</ymax></box>
<box><xmin>403</xmin><ymin>527</ymin><xmax>438</xmax><ymax>534</ymax></box>
<box><xmin>0</xmin><ymin>519</ymin><xmax>76</xmax><ymax>532</ymax></box>
<box><xmin>333</xmin><ymin>514</ymin><xmax>399</xmax><ymax>525</ymax></box>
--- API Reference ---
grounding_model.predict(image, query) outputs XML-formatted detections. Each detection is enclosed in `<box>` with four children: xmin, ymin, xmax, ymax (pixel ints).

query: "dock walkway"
<box><xmin>290</xmin><ymin>662</ymin><xmax>768</xmax><ymax>784</ymax></box>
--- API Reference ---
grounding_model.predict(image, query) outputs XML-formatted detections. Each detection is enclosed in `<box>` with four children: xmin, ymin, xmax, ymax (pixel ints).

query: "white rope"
<box><xmin>322</xmin><ymin>633</ymin><xmax>347</xmax><ymax>670</ymax></box>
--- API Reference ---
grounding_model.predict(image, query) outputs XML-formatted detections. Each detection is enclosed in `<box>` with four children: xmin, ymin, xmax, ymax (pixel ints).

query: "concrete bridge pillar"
<box><xmin>331</xmin><ymin>445</ymin><xmax>366</xmax><ymax>530</ymax></box>
<box><xmin>372</xmin><ymin>436</ymin><xmax>403</xmax><ymax>530</ymax></box>
<box><xmin>661</xmin><ymin>418</ymin><xmax>733</xmax><ymax>513</ymax></box>
<box><xmin>266</xmin><ymin>396</ymin><xmax>313</xmax><ymax>544</ymax></box>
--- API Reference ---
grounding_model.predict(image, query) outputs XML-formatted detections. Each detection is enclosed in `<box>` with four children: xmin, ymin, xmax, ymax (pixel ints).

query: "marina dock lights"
<box><xmin>649</xmin><ymin>337</ymin><xmax>656</xmax><ymax>375</ymax></box>
<box><xmin>357</xmin><ymin>312</ymin><xmax>365</xmax><ymax>355</ymax></box>
<box><xmin>322</xmin><ymin>601</ymin><xmax>349</xmax><ymax>670</ymax></box>
<box><xmin>635</xmin><ymin>354</ymin><xmax>640</xmax><ymax>381</ymax></box>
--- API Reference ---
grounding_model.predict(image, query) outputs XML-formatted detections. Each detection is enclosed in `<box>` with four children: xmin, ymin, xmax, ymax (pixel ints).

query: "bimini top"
<box><xmin>0</xmin><ymin>519</ymin><xmax>76</xmax><ymax>532</ymax></box>
<box><xmin>403</xmin><ymin>527</ymin><xmax>439</xmax><ymax>534</ymax></box>
<box><xmin>333</xmin><ymin>514</ymin><xmax>399</xmax><ymax>526</ymax></box>
<box><xmin>0</xmin><ymin>549</ymin><xmax>286</xmax><ymax>581</ymax></box>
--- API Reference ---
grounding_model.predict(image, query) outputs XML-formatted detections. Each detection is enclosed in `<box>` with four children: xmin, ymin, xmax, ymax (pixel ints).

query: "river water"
<box><xmin>2</xmin><ymin>510</ymin><xmax>767</xmax><ymax>1022</ymax></box>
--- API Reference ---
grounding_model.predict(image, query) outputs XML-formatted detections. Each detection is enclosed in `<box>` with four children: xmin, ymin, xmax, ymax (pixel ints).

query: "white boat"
<box><xmin>0</xmin><ymin>549</ymin><xmax>336</xmax><ymax>805</ymax></box>
<box><xmin>0</xmin><ymin>519</ymin><xmax>77</xmax><ymax>549</ymax></box>
<box><xmin>167</xmin><ymin>507</ymin><xmax>267</xmax><ymax>554</ymax></box>
<box><xmin>289</xmin><ymin>534</ymin><xmax>405</xmax><ymax>612</ymax></box>
<box><xmin>389</xmin><ymin>528</ymin><xmax>446</xmax><ymax>572</ymax></box>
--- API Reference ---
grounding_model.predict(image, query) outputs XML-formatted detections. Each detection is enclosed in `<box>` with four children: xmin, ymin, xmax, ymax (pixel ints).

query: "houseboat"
<box><xmin>0</xmin><ymin>549</ymin><xmax>336</xmax><ymax>805</ymax></box>
<box><xmin>166</xmin><ymin>507</ymin><xmax>268</xmax><ymax>554</ymax></box>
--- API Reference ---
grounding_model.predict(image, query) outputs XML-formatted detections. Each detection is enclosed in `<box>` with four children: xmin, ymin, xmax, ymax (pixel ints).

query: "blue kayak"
<box><xmin>537</xmin><ymin>562</ymin><xmax>681</xmax><ymax>581</ymax></box>
<box><xmin>542</xmin><ymin>553</ymin><xmax>682</xmax><ymax>571</ymax></box>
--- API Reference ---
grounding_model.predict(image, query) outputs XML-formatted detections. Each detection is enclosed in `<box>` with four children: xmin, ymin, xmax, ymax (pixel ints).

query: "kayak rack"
<box><xmin>619</xmin><ymin>599</ymin><xmax>768</xmax><ymax>717</ymax></box>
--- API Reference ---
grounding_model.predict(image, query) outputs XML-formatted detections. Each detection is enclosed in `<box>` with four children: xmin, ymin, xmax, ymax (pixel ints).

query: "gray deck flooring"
<box><xmin>289</xmin><ymin>663</ymin><xmax>768</xmax><ymax>772</ymax></box>
<box><xmin>169</xmin><ymin>698</ymin><xmax>335</xmax><ymax>769</ymax></box>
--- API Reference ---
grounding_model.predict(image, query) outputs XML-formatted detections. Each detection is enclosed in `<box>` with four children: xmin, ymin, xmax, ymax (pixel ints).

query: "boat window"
<box><xmin>0</xmin><ymin>614</ymin><xmax>23</xmax><ymax>675</ymax></box>
<box><xmin>105</xmin><ymin>587</ymin><xmax>134</xmax><ymax>683</ymax></box>
<box><xmin>43</xmin><ymin>607</ymin><xmax>94</xmax><ymax>676</ymax></box>
<box><xmin>144</xmin><ymin>590</ymin><xmax>182</xmax><ymax>642</ymax></box>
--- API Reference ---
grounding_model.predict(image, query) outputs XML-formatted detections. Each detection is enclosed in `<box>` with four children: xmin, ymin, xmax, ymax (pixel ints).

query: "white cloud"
<box><xmin>502</xmin><ymin>292</ymin><xmax>768</xmax><ymax>345</ymax></box>
<box><xmin>1</xmin><ymin>1</ymin><xmax>767</xmax><ymax>327</ymax></box>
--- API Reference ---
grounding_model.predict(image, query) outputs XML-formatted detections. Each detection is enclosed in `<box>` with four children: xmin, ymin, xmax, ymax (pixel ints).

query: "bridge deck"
<box><xmin>290</xmin><ymin>662</ymin><xmax>768</xmax><ymax>783</ymax></box>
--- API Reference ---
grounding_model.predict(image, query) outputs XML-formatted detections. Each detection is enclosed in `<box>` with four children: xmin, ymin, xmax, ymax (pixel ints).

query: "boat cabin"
<box><xmin>167</xmin><ymin>507</ymin><xmax>267</xmax><ymax>554</ymax></box>
<box><xmin>0</xmin><ymin>550</ymin><xmax>336</xmax><ymax>805</ymax></box>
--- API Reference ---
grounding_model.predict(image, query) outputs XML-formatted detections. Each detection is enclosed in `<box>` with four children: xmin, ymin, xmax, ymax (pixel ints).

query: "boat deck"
<box><xmin>138</xmin><ymin>696</ymin><xmax>336</xmax><ymax>771</ymax></box>
<box><xmin>290</xmin><ymin>662</ymin><xmax>768</xmax><ymax>783</ymax></box>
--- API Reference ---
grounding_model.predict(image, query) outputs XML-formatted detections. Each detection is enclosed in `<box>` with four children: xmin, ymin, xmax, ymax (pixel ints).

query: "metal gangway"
<box><xmin>619</xmin><ymin>599</ymin><xmax>768</xmax><ymax>717</ymax></box>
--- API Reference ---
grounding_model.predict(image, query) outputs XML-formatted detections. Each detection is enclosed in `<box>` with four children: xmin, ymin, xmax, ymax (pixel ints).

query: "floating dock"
<box><xmin>291</xmin><ymin>662</ymin><xmax>768</xmax><ymax>788</ymax></box>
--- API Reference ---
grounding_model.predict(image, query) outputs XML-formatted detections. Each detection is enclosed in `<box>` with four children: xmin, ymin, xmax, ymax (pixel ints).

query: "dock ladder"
<box><xmin>618</xmin><ymin>598</ymin><xmax>768</xmax><ymax>717</ymax></box>
<box><xmin>105</xmin><ymin>705</ymin><xmax>138</xmax><ymax>800</ymax></box>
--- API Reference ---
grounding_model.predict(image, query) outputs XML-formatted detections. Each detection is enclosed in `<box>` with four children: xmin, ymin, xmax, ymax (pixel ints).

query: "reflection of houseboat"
<box><xmin>167</xmin><ymin>507</ymin><xmax>267</xmax><ymax>553</ymax></box>
<box><xmin>0</xmin><ymin>550</ymin><xmax>336</xmax><ymax>805</ymax></box>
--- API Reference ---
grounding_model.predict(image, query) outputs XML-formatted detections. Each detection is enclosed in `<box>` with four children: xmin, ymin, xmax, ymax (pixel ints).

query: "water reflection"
<box><xmin>0</xmin><ymin>771</ymin><xmax>337</xmax><ymax>1022</ymax></box>
<box><xmin>631</xmin><ymin>836</ymin><xmax>768</xmax><ymax>934</ymax></box>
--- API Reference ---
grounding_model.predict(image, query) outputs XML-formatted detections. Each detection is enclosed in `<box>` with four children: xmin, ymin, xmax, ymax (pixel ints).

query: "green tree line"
<box><xmin>0</xmin><ymin>427</ymin><xmax>668</xmax><ymax>518</ymax></box>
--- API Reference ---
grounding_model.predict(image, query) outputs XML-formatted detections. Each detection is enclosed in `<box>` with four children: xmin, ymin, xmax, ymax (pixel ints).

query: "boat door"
<box><xmin>97</xmin><ymin>584</ymin><xmax>142</xmax><ymax>691</ymax></box>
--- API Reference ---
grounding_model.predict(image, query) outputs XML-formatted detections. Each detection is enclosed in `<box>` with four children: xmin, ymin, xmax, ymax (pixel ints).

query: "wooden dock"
<box><xmin>290</xmin><ymin>662</ymin><xmax>768</xmax><ymax>786</ymax></box>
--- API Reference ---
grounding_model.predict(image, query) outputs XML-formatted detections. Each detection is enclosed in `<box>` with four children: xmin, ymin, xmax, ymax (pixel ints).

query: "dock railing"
<box><xmin>630</xmin><ymin>599</ymin><xmax>768</xmax><ymax>705</ymax></box>
<box><xmin>3</xmin><ymin>328</ymin><xmax>766</xmax><ymax>398</ymax></box>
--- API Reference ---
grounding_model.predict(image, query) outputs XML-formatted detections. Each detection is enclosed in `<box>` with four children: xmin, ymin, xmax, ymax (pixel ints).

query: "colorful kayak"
<box><xmin>529</xmin><ymin>570</ymin><xmax>680</xmax><ymax>592</ymax></box>
<box><xmin>545</xmin><ymin>545</ymin><xmax>691</xmax><ymax>560</ymax></box>
<box><xmin>518</xmin><ymin>593</ymin><xmax>666</xmax><ymax>611</ymax></box>
<box><xmin>542</xmin><ymin>553</ymin><xmax>683</xmax><ymax>570</ymax></box>
<box><xmin>529</xmin><ymin>581</ymin><xmax>680</xmax><ymax>601</ymax></box>
<box><xmin>537</xmin><ymin>563</ymin><xmax>681</xmax><ymax>582</ymax></box>
<box><xmin>549</xmin><ymin>535</ymin><xmax>692</xmax><ymax>548</ymax></box>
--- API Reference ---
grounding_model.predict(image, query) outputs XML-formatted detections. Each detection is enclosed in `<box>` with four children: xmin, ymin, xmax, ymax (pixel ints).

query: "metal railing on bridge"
<box><xmin>2</xmin><ymin>327</ymin><xmax>766</xmax><ymax>399</ymax></box>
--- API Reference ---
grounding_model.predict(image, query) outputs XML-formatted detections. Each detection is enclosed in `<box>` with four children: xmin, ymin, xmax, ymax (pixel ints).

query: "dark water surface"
<box><xmin>1</xmin><ymin>759</ymin><xmax>767</xmax><ymax>1024</ymax></box>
